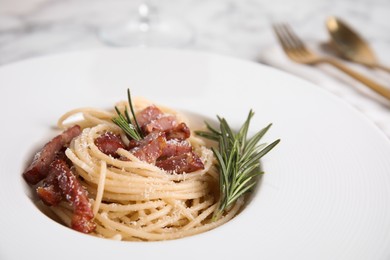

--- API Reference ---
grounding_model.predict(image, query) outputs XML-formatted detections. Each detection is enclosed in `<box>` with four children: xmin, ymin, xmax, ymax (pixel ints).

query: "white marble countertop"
<box><xmin>1</xmin><ymin>0</ymin><xmax>390</xmax><ymax>135</ymax></box>
<box><xmin>1</xmin><ymin>0</ymin><xmax>389</xmax><ymax>64</ymax></box>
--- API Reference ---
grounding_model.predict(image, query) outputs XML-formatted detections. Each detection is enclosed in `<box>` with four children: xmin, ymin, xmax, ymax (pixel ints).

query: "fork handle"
<box><xmin>374</xmin><ymin>63</ymin><xmax>390</xmax><ymax>74</ymax></box>
<box><xmin>325</xmin><ymin>58</ymin><xmax>390</xmax><ymax>100</ymax></box>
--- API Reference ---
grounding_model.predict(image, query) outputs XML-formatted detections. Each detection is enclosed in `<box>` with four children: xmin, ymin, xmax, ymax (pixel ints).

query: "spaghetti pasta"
<box><xmin>37</xmin><ymin>97</ymin><xmax>245</xmax><ymax>241</ymax></box>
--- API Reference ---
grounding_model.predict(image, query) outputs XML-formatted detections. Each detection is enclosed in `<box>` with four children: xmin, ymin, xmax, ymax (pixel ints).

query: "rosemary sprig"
<box><xmin>112</xmin><ymin>89</ymin><xmax>144</xmax><ymax>141</ymax></box>
<box><xmin>195</xmin><ymin>110</ymin><xmax>280</xmax><ymax>220</ymax></box>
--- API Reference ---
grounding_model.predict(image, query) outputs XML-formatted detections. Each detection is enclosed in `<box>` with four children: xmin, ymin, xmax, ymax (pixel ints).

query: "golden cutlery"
<box><xmin>326</xmin><ymin>16</ymin><xmax>390</xmax><ymax>73</ymax></box>
<box><xmin>272</xmin><ymin>23</ymin><xmax>390</xmax><ymax>100</ymax></box>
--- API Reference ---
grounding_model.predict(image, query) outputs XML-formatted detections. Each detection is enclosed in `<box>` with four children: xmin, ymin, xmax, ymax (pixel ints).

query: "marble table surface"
<box><xmin>1</xmin><ymin>0</ymin><xmax>390</xmax><ymax>134</ymax></box>
<box><xmin>1</xmin><ymin>0</ymin><xmax>389</xmax><ymax>64</ymax></box>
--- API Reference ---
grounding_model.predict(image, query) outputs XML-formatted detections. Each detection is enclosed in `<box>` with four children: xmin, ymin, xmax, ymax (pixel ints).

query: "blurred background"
<box><xmin>0</xmin><ymin>0</ymin><xmax>389</xmax><ymax>65</ymax></box>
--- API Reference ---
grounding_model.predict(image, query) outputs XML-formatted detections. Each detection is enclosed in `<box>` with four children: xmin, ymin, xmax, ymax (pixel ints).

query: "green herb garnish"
<box><xmin>112</xmin><ymin>89</ymin><xmax>144</xmax><ymax>141</ymax></box>
<box><xmin>195</xmin><ymin>110</ymin><xmax>280</xmax><ymax>220</ymax></box>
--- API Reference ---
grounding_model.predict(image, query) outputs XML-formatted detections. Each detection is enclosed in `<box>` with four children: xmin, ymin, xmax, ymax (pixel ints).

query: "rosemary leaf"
<box><xmin>127</xmin><ymin>89</ymin><xmax>143</xmax><ymax>138</ymax></box>
<box><xmin>197</xmin><ymin>111</ymin><xmax>280</xmax><ymax>220</ymax></box>
<box><xmin>112</xmin><ymin>89</ymin><xmax>144</xmax><ymax>141</ymax></box>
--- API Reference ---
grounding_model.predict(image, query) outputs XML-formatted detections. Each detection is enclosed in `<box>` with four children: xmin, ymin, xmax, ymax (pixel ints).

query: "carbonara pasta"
<box><xmin>24</xmin><ymin>97</ymin><xmax>244</xmax><ymax>241</ymax></box>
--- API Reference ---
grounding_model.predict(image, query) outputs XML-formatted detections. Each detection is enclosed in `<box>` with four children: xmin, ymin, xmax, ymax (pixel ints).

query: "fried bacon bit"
<box><xmin>37</xmin><ymin>185</ymin><xmax>62</xmax><ymax>206</ymax></box>
<box><xmin>133</xmin><ymin>105</ymin><xmax>204</xmax><ymax>173</ymax></box>
<box><xmin>23</xmin><ymin>125</ymin><xmax>81</xmax><ymax>185</ymax></box>
<box><xmin>130</xmin><ymin>132</ymin><xmax>167</xmax><ymax>164</ymax></box>
<box><xmin>23</xmin><ymin>125</ymin><xmax>96</xmax><ymax>233</ymax></box>
<box><xmin>49</xmin><ymin>159</ymin><xmax>96</xmax><ymax>233</ymax></box>
<box><xmin>36</xmin><ymin>148</ymin><xmax>70</xmax><ymax>206</ymax></box>
<box><xmin>94</xmin><ymin>132</ymin><xmax>126</xmax><ymax>158</ymax></box>
<box><xmin>95</xmin><ymin>105</ymin><xmax>205</xmax><ymax>174</ymax></box>
<box><xmin>135</xmin><ymin>105</ymin><xmax>178</xmax><ymax>134</ymax></box>
<box><xmin>36</xmin><ymin>170</ymin><xmax>62</xmax><ymax>206</ymax></box>
<box><xmin>165</xmin><ymin>122</ymin><xmax>191</xmax><ymax>140</ymax></box>
<box><xmin>156</xmin><ymin>152</ymin><xmax>205</xmax><ymax>173</ymax></box>
<box><xmin>136</xmin><ymin>105</ymin><xmax>164</xmax><ymax>127</ymax></box>
<box><xmin>143</xmin><ymin>115</ymin><xmax>177</xmax><ymax>134</ymax></box>
<box><xmin>161</xmin><ymin>139</ymin><xmax>192</xmax><ymax>159</ymax></box>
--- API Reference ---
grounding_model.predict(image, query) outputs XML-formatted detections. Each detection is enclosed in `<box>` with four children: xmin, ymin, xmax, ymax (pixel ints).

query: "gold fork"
<box><xmin>272</xmin><ymin>23</ymin><xmax>390</xmax><ymax>100</ymax></box>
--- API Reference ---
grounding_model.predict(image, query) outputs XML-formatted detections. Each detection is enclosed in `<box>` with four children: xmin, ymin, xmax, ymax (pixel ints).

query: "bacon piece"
<box><xmin>165</xmin><ymin>122</ymin><xmax>191</xmax><ymax>140</ymax></box>
<box><xmin>36</xmin><ymin>160</ymin><xmax>63</xmax><ymax>206</ymax></box>
<box><xmin>127</xmin><ymin>139</ymin><xmax>140</xmax><ymax>149</ymax></box>
<box><xmin>36</xmin><ymin>174</ymin><xmax>62</xmax><ymax>206</ymax></box>
<box><xmin>161</xmin><ymin>139</ymin><xmax>192</xmax><ymax>159</ymax></box>
<box><xmin>136</xmin><ymin>105</ymin><xmax>179</xmax><ymax>134</ymax></box>
<box><xmin>131</xmin><ymin>105</ymin><xmax>204</xmax><ymax>174</ymax></box>
<box><xmin>23</xmin><ymin>125</ymin><xmax>81</xmax><ymax>185</ymax></box>
<box><xmin>143</xmin><ymin>115</ymin><xmax>177</xmax><ymax>134</ymax></box>
<box><xmin>156</xmin><ymin>152</ymin><xmax>205</xmax><ymax>174</ymax></box>
<box><xmin>36</xmin><ymin>149</ymin><xmax>69</xmax><ymax>206</ymax></box>
<box><xmin>130</xmin><ymin>132</ymin><xmax>167</xmax><ymax>163</ymax></box>
<box><xmin>136</xmin><ymin>105</ymin><xmax>164</xmax><ymax>127</ymax></box>
<box><xmin>54</xmin><ymin>147</ymin><xmax>71</xmax><ymax>165</ymax></box>
<box><xmin>94</xmin><ymin>132</ymin><xmax>126</xmax><ymax>157</ymax></box>
<box><xmin>50</xmin><ymin>159</ymin><xmax>96</xmax><ymax>233</ymax></box>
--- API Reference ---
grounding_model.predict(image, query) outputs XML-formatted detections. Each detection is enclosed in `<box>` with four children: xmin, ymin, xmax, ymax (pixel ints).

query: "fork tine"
<box><xmin>273</xmin><ymin>23</ymin><xmax>304</xmax><ymax>50</ymax></box>
<box><xmin>281</xmin><ymin>24</ymin><xmax>305</xmax><ymax>50</ymax></box>
<box><xmin>272</xmin><ymin>24</ymin><xmax>293</xmax><ymax>51</ymax></box>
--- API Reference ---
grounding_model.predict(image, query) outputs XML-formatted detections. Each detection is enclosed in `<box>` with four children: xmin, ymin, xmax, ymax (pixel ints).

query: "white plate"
<box><xmin>1</xmin><ymin>48</ymin><xmax>390</xmax><ymax>260</ymax></box>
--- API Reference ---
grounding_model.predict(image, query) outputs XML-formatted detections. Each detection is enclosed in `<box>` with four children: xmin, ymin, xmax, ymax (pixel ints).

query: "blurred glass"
<box><xmin>98</xmin><ymin>0</ymin><xmax>194</xmax><ymax>47</ymax></box>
